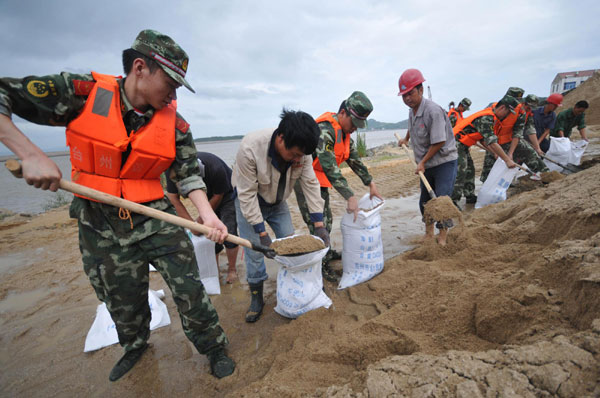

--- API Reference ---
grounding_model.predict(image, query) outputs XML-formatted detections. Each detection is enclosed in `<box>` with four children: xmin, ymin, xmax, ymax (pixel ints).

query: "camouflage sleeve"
<box><xmin>0</xmin><ymin>72</ymin><xmax>92</xmax><ymax>125</ymax></box>
<box><xmin>314</xmin><ymin>122</ymin><xmax>354</xmax><ymax>200</ymax></box>
<box><xmin>449</xmin><ymin>113</ymin><xmax>457</xmax><ymax>127</ymax></box>
<box><xmin>168</xmin><ymin>113</ymin><xmax>206</xmax><ymax>197</ymax></box>
<box><xmin>512</xmin><ymin>112</ymin><xmax>526</xmax><ymax>139</ymax></box>
<box><xmin>346</xmin><ymin>137</ymin><xmax>373</xmax><ymax>186</ymax></box>
<box><xmin>524</xmin><ymin>114</ymin><xmax>536</xmax><ymax>136</ymax></box>
<box><xmin>474</xmin><ymin>115</ymin><xmax>498</xmax><ymax>146</ymax></box>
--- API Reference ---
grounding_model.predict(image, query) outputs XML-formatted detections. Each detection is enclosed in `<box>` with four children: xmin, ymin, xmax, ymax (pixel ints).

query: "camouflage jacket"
<box><xmin>461</xmin><ymin>114</ymin><xmax>498</xmax><ymax>146</ymax></box>
<box><xmin>0</xmin><ymin>72</ymin><xmax>205</xmax><ymax>245</ymax></box>
<box><xmin>314</xmin><ymin>116</ymin><xmax>372</xmax><ymax>200</ymax></box>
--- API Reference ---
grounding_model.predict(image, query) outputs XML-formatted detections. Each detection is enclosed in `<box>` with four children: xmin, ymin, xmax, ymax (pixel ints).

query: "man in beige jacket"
<box><xmin>232</xmin><ymin>109</ymin><xmax>329</xmax><ymax>323</ymax></box>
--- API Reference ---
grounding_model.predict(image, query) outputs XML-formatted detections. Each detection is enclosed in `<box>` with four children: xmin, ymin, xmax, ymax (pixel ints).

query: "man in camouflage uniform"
<box><xmin>294</xmin><ymin>92</ymin><xmax>382</xmax><ymax>282</ymax></box>
<box><xmin>448</xmin><ymin>98</ymin><xmax>477</xmax><ymax>206</ymax></box>
<box><xmin>480</xmin><ymin>88</ymin><xmax>548</xmax><ymax>182</ymax></box>
<box><xmin>0</xmin><ymin>30</ymin><xmax>235</xmax><ymax>381</ymax></box>
<box><xmin>453</xmin><ymin>95</ymin><xmax>520</xmax><ymax>199</ymax></box>
<box><xmin>521</xmin><ymin>94</ymin><xmax>546</xmax><ymax>155</ymax></box>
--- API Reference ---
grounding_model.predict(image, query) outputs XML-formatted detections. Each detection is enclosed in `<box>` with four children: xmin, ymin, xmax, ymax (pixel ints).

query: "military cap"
<box><xmin>524</xmin><ymin>94</ymin><xmax>539</xmax><ymax>107</ymax></box>
<box><xmin>505</xmin><ymin>87</ymin><xmax>524</xmax><ymax>102</ymax></box>
<box><xmin>497</xmin><ymin>94</ymin><xmax>519</xmax><ymax>114</ymax></box>
<box><xmin>344</xmin><ymin>91</ymin><xmax>373</xmax><ymax>129</ymax></box>
<box><xmin>459</xmin><ymin>98</ymin><xmax>472</xmax><ymax>110</ymax></box>
<box><xmin>132</xmin><ymin>29</ymin><xmax>195</xmax><ymax>93</ymax></box>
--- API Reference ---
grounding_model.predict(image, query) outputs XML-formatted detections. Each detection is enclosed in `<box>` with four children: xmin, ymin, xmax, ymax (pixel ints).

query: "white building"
<box><xmin>550</xmin><ymin>69</ymin><xmax>599</xmax><ymax>94</ymax></box>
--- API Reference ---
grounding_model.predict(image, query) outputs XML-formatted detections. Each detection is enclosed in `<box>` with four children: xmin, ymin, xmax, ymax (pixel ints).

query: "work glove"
<box><xmin>259</xmin><ymin>233</ymin><xmax>272</xmax><ymax>247</ymax></box>
<box><xmin>314</xmin><ymin>226</ymin><xmax>330</xmax><ymax>247</ymax></box>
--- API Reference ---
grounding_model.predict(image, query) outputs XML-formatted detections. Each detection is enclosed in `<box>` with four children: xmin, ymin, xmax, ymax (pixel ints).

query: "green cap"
<box><xmin>344</xmin><ymin>91</ymin><xmax>373</xmax><ymax>129</ymax></box>
<box><xmin>505</xmin><ymin>87</ymin><xmax>524</xmax><ymax>102</ymax></box>
<box><xmin>459</xmin><ymin>97</ymin><xmax>472</xmax><ymax>110</ymax></box>
<box><xmin>131</xmin><ymin>29</ymin><xmax>195</xmax><ymax>93</ymax></box>
<box><xmin>497</xmin><ymin>94</ymin><xmax>519</xmax><ymax>114</ymax></box>
<box><xmin>524</xmin><ymin>94</ymin><xmax>539</xmax><ymax>107</ymax></box>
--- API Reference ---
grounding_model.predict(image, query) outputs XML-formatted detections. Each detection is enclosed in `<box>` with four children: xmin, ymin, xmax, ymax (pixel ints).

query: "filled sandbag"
<box><xmin>339</xmin><ymin>194</ymin><xmax>385</xmax><ymax>289</ymax></box>
<box><xmin>84</xmin><ymin>289</ymin><xmax>170</xmax><ymax>352</ymax></box>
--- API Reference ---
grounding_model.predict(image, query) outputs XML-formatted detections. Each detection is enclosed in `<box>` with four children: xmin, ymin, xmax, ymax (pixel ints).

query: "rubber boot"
<box><xmin>207</xmin><ymin>348</ymin><xmax>236</xmax><ymax>378</ymax></box>
<box><xmin>109</xmin><ymin>343</ymin><xmax>149</xmax><ymax>382</ymax></box>
<box><xmin>245</xmin><ymin>282</ymin><xmax>264</xmax><ymax>323</ymax></box>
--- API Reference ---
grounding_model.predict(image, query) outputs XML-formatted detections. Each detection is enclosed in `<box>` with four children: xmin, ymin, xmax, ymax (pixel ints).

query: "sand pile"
<box><xmin>561</xmin><ymin>70</ymin><xmax>600</xmax><ymax>125</ymax></box>
<box><xmin>232</xmin><ymin>161</ymin><xmax>600</xmax><ymax>397</ymax></box>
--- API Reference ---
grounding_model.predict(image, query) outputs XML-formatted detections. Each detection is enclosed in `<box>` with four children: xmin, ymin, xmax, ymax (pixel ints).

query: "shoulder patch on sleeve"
<box><xmin>176</xmin><ymin>117</ymin><xmax>190</xmax><ymax>133</ymax></box>
<box><xmin>73</xmin><ymin>80</ymin><xmax>95</xmax><ymax>96</ymax></box>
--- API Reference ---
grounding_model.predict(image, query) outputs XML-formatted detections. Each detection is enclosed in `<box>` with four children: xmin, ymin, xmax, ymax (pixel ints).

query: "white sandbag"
<box><xmin>475</xmin><ymin>158</ymin><xmax>519</xmax><ymax>209</ymax></box>
<box><xmin>149</xmin><ymin>264</ymin><xmax>157</xmax><ymax>272</ymax></box>
<box><xmin>569</xmin><ymin>140</ymin><xmax>588</xmax><ymax>166</ymax></box>
<box><xmin>273</xmin><ymin>236</ymin><xmax>331</xmax><ymax>319</ymax></box>
<box><xmin>189</xmin><ymin>233</ymin><xmax>221</xmax><ymax>295</ymax></box>
<box><xmin>84</xmin><ymin>289</ymin><xmax>170</xmax><ymax>352</ymax></box>
<box><xmin>544</xmin><ymin>137</ymin><xmax>571</xmax><ymax>172</ymax></box>
<box><xmin>339</xmin><ymin>194</ymin><xmax>385</xmax><ymax>290</ymax></box>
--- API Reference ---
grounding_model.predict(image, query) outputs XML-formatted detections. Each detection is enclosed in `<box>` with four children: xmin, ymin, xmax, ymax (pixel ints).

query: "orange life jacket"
<box><xmin>494</xmin><ymin>103</ymin><xmax>524</xmax><ymax>145</ymax></box>
<box><xmin>66</xmin><ymin>72</ymin><xmax>176</xmax><ymax>203</ymax></box>
<box><xmin>453</xmin><ymin>108</ymin><xmax>496</xmax><ymax>147</ymax></box>
<box><xmin>312</xmin><ymin>112</ymin><xmax>351</xmax><ymax>188</ymax></box>
<box><xmin>447</xmin><ymin>108</ymin><xmax>463</xmax><ymax>123</ymax></box>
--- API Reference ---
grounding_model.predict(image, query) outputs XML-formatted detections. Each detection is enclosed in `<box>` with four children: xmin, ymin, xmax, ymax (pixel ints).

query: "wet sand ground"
<box><xmin>1</xmin><ymin>131</ymin><xmax>599</xmax><ymax>397</ymax></box>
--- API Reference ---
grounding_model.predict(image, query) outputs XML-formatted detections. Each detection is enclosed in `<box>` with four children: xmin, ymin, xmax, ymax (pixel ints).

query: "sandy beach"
<box><xmin>2</xmin><ymin>78</ymin><xmax>600</xmax><ymax>396</ymax></box>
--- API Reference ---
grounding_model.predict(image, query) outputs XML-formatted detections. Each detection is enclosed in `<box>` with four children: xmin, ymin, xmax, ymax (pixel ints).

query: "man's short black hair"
<box><xmin>575</xmin><ymin>100</ymin><xmax>589</xmax><ymax>109</ymax></box>
<box><xmin>122</xmin><ymin>48</ymin><xmax>160</xmax><ymax>75</ymax></box>
<box><xmin>276</xmin><ymin>109</ymin><xmax>320</xmax><ymax>155</ymax></box>
<box><xmin>338</xmin><ymin>100</ymin><xmax>347</xmax><ymax>113</ymax></box>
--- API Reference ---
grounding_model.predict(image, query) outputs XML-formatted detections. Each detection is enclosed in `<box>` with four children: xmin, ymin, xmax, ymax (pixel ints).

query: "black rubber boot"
<box><xmin>322</xmin><ymin>261</ymin><xmax>339</xmax><ymax>283</ymax></box>
<box><xmin>245</xmin><ymin>282</ymin><xmax>264</xmax><ymax>323</ymax></box>
<box><xmin>207</xmin><ymin>348</ymin><xmax>236</xmax><ymax>378</ymax></box>
<box><xmin>466</xmin><ymin>195</ymin><xmax>477</xmax><ymax>204</ymax></box>
<box><xmin>109</xmin><ymin>343</ymin><xmax>149</xmax><ymax>382</ymax></box>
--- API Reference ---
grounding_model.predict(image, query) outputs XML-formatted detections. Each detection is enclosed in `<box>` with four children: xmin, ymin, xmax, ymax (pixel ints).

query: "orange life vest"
<box><xmin>66</xmin><ymin>72</ymin><xmax>176</xmax><ymax>203</ymax></box>
<box><xmin>494</xmin><ymin>103</ymin><xmax>524</xmax><ymax>145</ymax></box>
<box><xmin>453</xmin><ymin>108</ymin><xmax>496</xmax><ymax>147</ymax></box>
<box><xmin>312</xmin><ymin>112</ymin><xmax>351</xmax><ymax>188</ymax></box>
<box><xmin>447</xmin><ymin>108</ymin><xmax>463</xmax><ymax>123</ymax></box>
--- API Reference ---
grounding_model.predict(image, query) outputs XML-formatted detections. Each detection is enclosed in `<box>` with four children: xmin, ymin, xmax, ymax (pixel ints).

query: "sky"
<box><xmin>1</xmin><ymin>0</ymin><xmax>599</xmax><ymax>152</ymax></box>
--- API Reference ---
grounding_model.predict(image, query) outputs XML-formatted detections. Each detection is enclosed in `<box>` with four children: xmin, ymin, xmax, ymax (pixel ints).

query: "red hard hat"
<box><xmin>398</xmin><ymin>68</ymin><xmax>426</xmax><ymax>95</ymax></box>
<box><xmin>547</xmin><ymin>93</ymin><xmax>563</xmax><ymax>106</ymax></box>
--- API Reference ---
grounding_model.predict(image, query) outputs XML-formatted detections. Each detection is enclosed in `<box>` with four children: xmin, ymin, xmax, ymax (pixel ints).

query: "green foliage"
<box><xmin>42</xmin><ymin>191</ymin><xmax>73</xmax><ymax>211</ymax></box>
<box><xmin>356</xmin><ymin>132</ymin><xmax>367</xmax><ymax>158</ymax></box>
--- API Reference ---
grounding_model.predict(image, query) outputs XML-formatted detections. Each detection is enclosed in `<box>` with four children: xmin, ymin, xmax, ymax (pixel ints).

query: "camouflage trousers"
<box><xmin>293</xmin><ymin>181</ymin><xmax>334</xmax><ymax>264</ymax></box>
<box><xmin>480</xmin><ymin>140</ymin><xmax>549</xmax><ymax>182</ymax></box>
<box><xmin>78</xmin><ymin>221</ymin><xmax>228</xmax><ymax>354</ymax></box>
<box><xmin>451</xmin><ymin>141</ymin><xmax>476</xmax><ymax>202</ymax></box>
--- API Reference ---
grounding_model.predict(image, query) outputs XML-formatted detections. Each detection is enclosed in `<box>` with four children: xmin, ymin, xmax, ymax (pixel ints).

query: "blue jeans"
<box><xmin>235</xmin><ymin>198</ymin><xmax>295</xmax><ymax>284</ymax></box>
<box><xmin>419</xmin><ymin>159</ymin><xmax>458</xmax><ymax>229</ymax></box>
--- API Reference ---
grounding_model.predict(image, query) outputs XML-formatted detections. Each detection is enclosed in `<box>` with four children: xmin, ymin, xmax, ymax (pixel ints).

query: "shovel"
<box><xmin>473</xmin><ymin>142</ymin><xmax>537</xmax><ymax>176</ymax></box>
<box><xmin>539</xmin><ymin>153</ymin><xmax>582</xmax><ymax>174</ymax></box>
<box><xmin>394</xmin><ymin>133</ymin><xmax>436</xmax><ymax>199</ymax></box>
<box><xmin>5</xmin><ymin>159</ymin><xmax>277</xmax><ymax>258</ymax></box>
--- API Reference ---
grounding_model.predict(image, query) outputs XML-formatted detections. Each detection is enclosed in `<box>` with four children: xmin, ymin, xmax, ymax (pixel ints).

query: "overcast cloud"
<box><xmin>1</xmin><ymin>0</ymin><xmax>599</xmax><ymax>152</ymax></box>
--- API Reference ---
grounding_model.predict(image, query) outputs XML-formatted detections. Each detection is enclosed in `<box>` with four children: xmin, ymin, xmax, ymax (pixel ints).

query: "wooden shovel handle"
<box><xmin>5</xmin><ymin>159</ymin><xmax>276</xmax><ymax>258</ymax></box>
<box><xmin>473</xmin><ymin>142</ymin><xmax>533</xmax><ymax>175</ymax></box>
<box><xmin>394</xmin><ymin>133</ymin><xmax>437</xmax><ymax>198</ymax></box>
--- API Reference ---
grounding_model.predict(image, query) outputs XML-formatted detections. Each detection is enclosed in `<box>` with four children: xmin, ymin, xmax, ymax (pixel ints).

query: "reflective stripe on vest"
<box><xmin>495</xmin><ymin>103</ymin><xmax>524</xmax><ymax>145</ymax></box>
<box><xmin>312</xmin><ymin>112</ymin><xmax>351</xmax><ymax>188</ymax></box>
<box><xmin>453</xmin><ymin>108</ymin><xmax>496</xmax><ymax>147</ymax></box>
<box><xmin>66</xmin><ymin>71</ymin><xmax>176</xmax><ymax>203</ymax></box>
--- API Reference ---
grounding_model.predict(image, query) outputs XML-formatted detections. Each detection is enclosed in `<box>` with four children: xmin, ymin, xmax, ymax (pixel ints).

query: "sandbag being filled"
<box><xmin>273</xmin><ymin>236</ymin><xmax>331</xmax><ymax>318</ymax></box>
<box><xmin>339</xmin><ymin>194</ymin><xmax>385</xmax><ymax>290</ymax></box>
